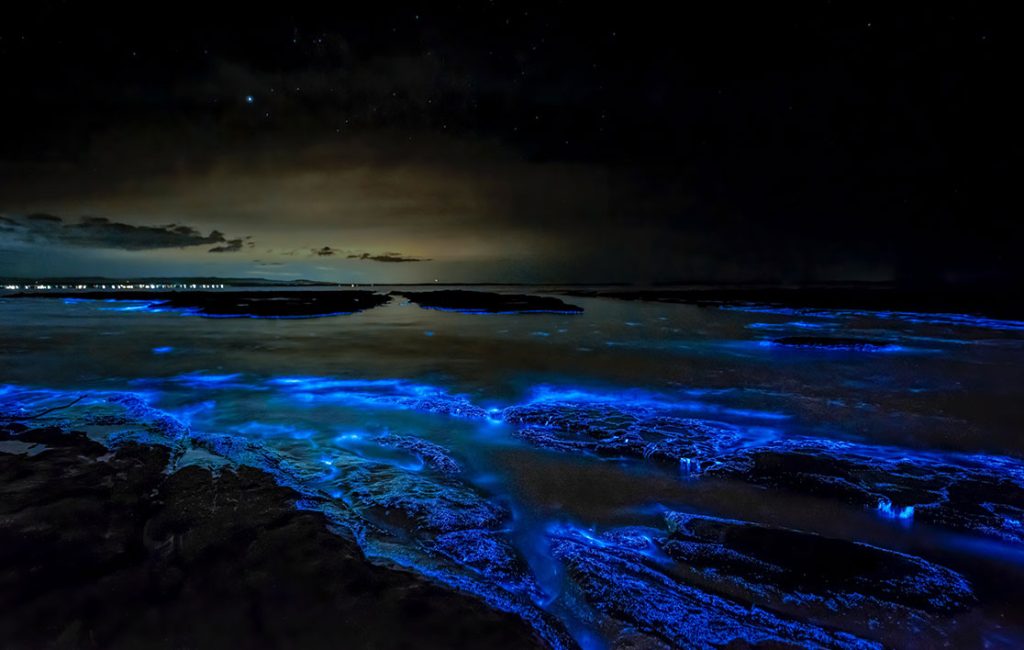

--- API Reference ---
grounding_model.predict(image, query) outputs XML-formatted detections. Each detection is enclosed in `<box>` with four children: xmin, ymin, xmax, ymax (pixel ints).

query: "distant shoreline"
<box><xmin>4</xmin><ymin>281</ymin><xmax>1022</xmax><ymax>321</ymax></box>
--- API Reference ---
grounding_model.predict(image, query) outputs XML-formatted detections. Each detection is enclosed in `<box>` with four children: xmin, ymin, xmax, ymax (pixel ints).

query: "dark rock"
<box><xmin>707</xmin><ymin>438</ymin><xmax>1024</xmax><ymax>544</ymax></box>
<box><xmin>335</xmin><ymin>464</ymin><xmax>507</xmax><ymax>534</ymax></box>
<box><xmin>0</xmin><ymin>423</ymin><xmax>547</xmax><ymax>649</ymax></box>
<box><xmin>660</xmin><ymin>511</ymin><xmax>973</xmax><ymax>641</ymax></box>
<box><xmin>380</xmin><ymin>395</ymin><xmax>488</xmax><ymax>419</ymax></box>
<box><xmin>501</xmin><ymin>398</ymin><xmax>1024</xmax><ymax>545</ymax></box>
<box><xmin>431</xmin><ymin>529</ymin><xmax>544</xmax><ymax>602</ymax></box>
<box><xmin>373</xmin><ymin>432</ymin><xmax>463</xmax><ymax>474</ymax></box>
<box><xmin>396</xmin><ymin>290</ymin><xmax>583</xmax><ymax>314</ymax></box>
<box><xmin>8</xmin><ymin>290</ymin><xmax>391</xmax><ymax>318</ymax></box>
<box><xmin>549</xmin><ymin>526</ymin><xmax>875</xmax><ymax>649</ymax></box>
<box><xmin>503</xmin><ymin>401</ymin><xmax>745</xmax><ymax>466</ymax></box>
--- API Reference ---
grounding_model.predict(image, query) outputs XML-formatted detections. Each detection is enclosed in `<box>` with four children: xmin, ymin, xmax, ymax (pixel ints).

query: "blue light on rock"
<box><xmin>877</xmin><ymin>498</ymin><xmax>915</xmax><ymax>520</ymax></box>
<box><xmin>3</xmin><ymin>341</ymin><xmax>1023</xmax><ymax>650</ymax></box>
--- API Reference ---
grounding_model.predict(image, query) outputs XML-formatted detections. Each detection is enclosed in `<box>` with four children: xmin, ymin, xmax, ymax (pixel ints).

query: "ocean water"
<box><xmin>3</xmin><ymin>289</ymin><xmax>1024</xmax><ymax>648</ymax></box>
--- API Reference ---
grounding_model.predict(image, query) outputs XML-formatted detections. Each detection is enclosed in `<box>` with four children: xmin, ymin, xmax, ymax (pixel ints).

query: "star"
<box><xmin>245</xmin><ymin>95</ymin><xmax>255</xmax><ymax>104</ymax></box>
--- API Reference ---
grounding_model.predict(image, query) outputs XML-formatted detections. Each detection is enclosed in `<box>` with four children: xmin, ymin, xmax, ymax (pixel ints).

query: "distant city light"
<box><xmin>2</xmin><ymin>283</ymin><xmax>227</xmax><ymax>291</ymax></box>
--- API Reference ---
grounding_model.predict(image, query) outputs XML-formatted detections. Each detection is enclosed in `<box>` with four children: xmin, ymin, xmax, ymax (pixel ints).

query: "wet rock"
<box><xmin>109</xmin><ymin>393</ymin><xmax>192</xmax><ymax>439</ymax></box>
<box><xmin>8</xmin><ymin>290</ymin><xmax>391</xmax><ymax>318</ymax></box>
<box><xmin>707</xmin><ymin>438</ymin><xmax>1024</xmax><ymax>544</ymax></box>
<box><xmin>266</xmin><ymin>376</ymin><xmax>490</xmax><ymax>420</ymax></box>
<box><xmin>549</xmin><ymin>526</ymin><xmax>875</xmax><ymax>650</ymax></box>
<box><xmin>337</xmin><ymin>464</ymin><xmax>507</xmax><ymax>535</ymax></box>
<box><xmin>374</xmin><ymin>432</ymin><xmax>463</xmax><ymax>474</ymax></box>
<box><xmin>381</xmin><ymin>395</ymin><xmax>489</xmax><ymax>419</ymax></box>
<box><xmin>432</xmin><ymin>529</ymin><xmax>544</xmax><ymax>602</ymax></box>
<box><xmin>0</xmin><ymin>423</ymin><xmax>546</xmax><ymax>649</ymax></box>
<box><xmin>1</xmin><ymin>389</ymin><xmax>575</xmax><ymax>648</ymax></box>
<box><xmin>396</xmin><ymin>290</ymin><xmax>583</xmax><ymax>314</ymax></box>
<box><xmin>503</xmin><ymin>398</ymin><xmax>1024</xmax><ymax>545</ymax></box>
<box><xmin>503</xmin><ymin>401</ymin><xmax>745</xmax><ymax>464</ymax></box>
<box><xmin>661</xmin><ymin>512</ymin><xmax>973</xmax><ymax>640</ymax></box>
<box><xmin>189</xmin><ymin>431</ymin><xmax>311</xmax><ymax>490</ymax></box>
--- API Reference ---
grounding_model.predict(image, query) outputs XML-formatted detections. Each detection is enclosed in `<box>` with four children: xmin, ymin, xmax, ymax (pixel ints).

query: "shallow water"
<box><xmin>3</xmin><ymin>289</ymin><xmax>1024</xmax><ymax>648</ymax></box>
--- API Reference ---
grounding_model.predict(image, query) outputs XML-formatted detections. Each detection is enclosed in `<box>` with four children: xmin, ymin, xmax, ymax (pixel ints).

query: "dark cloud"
<box><xmin>0</xmin><ymin>5</ymin><xmax>1013</xmax><ymax>284</ymax></box>
<box><xmin>347</xmin><ymin>252</ymin><xmax>428</xmax><ymax>263</ymax></box>
<box><xmin>208</xmin><ymin>238</ymin><xmax>244</xmax><ymax>253</ymax></box>
<box><xmin>311</xmin><ymin>247</ymin><xmax>427</xmax><ymax>262</ymax></box>
<box><xmin>1</xmin><ymin>213</ymin><xmax>244</xmax><ymax>252</ymax></box>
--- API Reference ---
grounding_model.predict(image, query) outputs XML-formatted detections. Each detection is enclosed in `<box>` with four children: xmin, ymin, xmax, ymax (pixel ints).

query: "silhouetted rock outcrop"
<box><xmin>396</xmin><ymin>290</ymin><xmax>582</xmax><ymax>314</ymax></box>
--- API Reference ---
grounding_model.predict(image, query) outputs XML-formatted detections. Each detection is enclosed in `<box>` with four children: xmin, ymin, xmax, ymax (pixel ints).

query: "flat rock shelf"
<box><xmin>395</xmin><ymin>290</ymin><xmax>583</xmax><ymax>314</ymax></box>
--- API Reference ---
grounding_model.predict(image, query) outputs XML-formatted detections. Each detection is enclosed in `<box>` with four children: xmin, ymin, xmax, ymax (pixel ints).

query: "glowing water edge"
<box><xmin>3</xmin><ymin>290</ymin><xmax>1024</xmax><ymax>649</ymax></box>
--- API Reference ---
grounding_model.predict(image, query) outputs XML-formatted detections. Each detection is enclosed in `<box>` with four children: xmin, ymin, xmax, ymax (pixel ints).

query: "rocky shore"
<box><xmin>0</xmin><ymin>421</ymin><xmax>544</xmax><ymax>649</ymax></box>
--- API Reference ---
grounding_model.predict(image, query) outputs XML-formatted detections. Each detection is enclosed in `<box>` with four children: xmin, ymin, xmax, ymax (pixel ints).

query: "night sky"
<box><xmin>0</xmin><ymin>2</ymin><xmax>1012</xmax><ymax>284</ymax></box>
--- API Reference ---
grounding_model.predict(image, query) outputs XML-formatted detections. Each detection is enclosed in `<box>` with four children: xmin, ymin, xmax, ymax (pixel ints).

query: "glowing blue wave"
<box><xmin>4</xmin><ymin>375</ymin><xmax>1023</xmax><ymax>648</ymax></box>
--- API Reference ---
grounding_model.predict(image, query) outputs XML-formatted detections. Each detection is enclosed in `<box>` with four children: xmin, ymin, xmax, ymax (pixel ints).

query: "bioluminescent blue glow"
<box><xmin>2</xmin><ymin>375</ymin><xmax>1021</xmax><ymax>648</ymax></box>
<box><xmin>724</xmin><ymin>304</ymin><xmax>1024</xmax><ymax>332</ymax></box>
<box><xmin>877</xmin><ymin>499</ymin><xmax>915</xmax><ymax>520</ymax></box>
<box><xmin>100</xmin><ymin>302</ymin><xmax>154</xmax><ymax>312</ymax></box>
<box><xmin>172</xmin><ymin>372</ymin><xmax>244</xmax><ymax>385</ymax></box>
<box><xmin>517</xmin><ymin>385</ymin><xmax>791</xmax><ymax>421</ymax></box>
<box><xmin>3</xmin><ymin>294</ymin><xmax>1024</xmax><ymax>649</ymax></box>
<box><xmin>757</xmin><ymin>339</ymin><xmax>907</xmax><ymax>353</ymax></box>
<box><xmin>747</xmin><ymin>320</ymin><xmax>833</xmax><ymax>330</ymax></box>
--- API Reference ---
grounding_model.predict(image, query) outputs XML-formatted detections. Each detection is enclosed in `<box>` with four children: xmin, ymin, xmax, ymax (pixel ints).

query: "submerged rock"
<box><xmin>549</xmin><ymin>526</ymin><xmax>876</xmax><ymax>650</ymax></box>
<box><xmin>336</xmin><ymin>464</ymin><xmax>507</xmax><ymax>535</ymax></box>
<box><xmin>432</xmin><ymin>529</ymin><xmax>545</xmax><ymax>602</ymax></box>
<box><xmin>706</xmin><ymin>438</ymin><xmax>1024</xmax><ymax>544</ymax></box>
<box><xmin>266</xmin><ymin>376</ymin><xmax>490</xmax><ymax>420</ymax></box>
<box><xmin>8</xmin><ymin>290</ymin><xmax>391</xmax><ymax>318</ymax></box>
<box><xmin>502</xmin><ymin>397</ymin><xmax>1024</xmax><ymax>545</ymax></box>
<box><xmin>767</xmin><ymin>336</ymin><xmax>899</xmax><ymax>351</ymax></box>
<box><xmin>373</xmin><ymin>432</ymin><xmax>463</xmax><ymax>474</ymax></box>
<box><xmin>381</xmin><ymin>395</ymin><xmax>489</xmax><ymax>419</ymax></box>
<box><xmin>503</xmin><ymin>401</ymin><xmax>745</xmax><ymax>464</ymax></box>
<box><xmin>396</xmin><ymin>290</ymin><xmax>583</xmax><ymax>314</ymax></box>
<box><xmin>661</xmin><ymin>512</ymin><xmax>973</xmax><ymax>641</ymax></box>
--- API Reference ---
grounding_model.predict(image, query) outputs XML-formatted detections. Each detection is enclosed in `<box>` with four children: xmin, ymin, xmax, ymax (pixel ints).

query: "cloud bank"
<box><xmin>346</xmin><ymin>252</ymin><xmax>429</xmax><ymax>263</ymax></box>
<box><xmin>0</xmin><ymin>213</ymin><xmax>246</xmax><ymax>253</ymax></box>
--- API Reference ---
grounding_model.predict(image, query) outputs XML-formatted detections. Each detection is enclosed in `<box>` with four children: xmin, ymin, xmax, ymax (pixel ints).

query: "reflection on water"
<box><xmin>2</xmin><ymin>290</ymin><xmax>1024</xmax><ymax>648</ymax></box>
